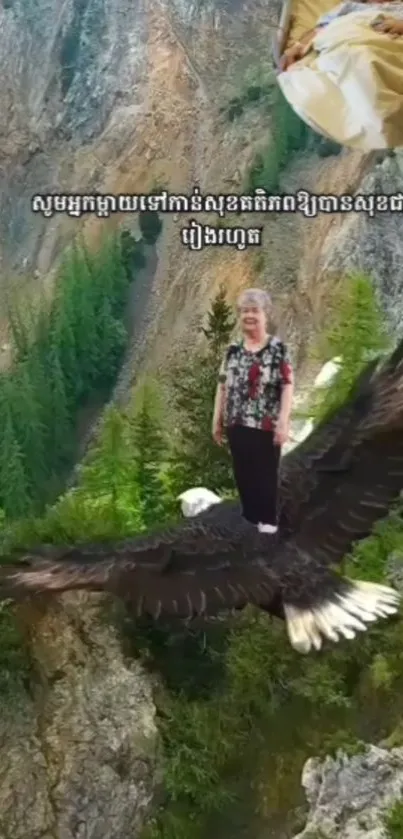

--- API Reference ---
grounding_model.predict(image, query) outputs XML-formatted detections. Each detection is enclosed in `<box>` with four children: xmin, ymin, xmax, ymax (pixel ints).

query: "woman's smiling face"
<box><xmin>239</xmin><ymin>304</ymin><xmax>267</xmax><ymax>336</ymax></box>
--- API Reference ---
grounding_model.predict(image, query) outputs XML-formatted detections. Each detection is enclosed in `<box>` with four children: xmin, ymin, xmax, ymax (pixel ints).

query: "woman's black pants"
<box><xmin>226</xmin><ymin>425</ymin><xmax>281</xmax><ymax>526</ymax></box>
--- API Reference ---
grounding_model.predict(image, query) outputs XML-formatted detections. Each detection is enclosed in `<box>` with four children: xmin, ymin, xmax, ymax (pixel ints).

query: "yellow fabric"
<box><xmin>285</xmin><ymin>0</ymin><xmax>337</xmax><ymax>46</ymax></box>
<box><xmin>278</xmin><ymin>9</ymin><xmax>403</xmax><ymax>149</ymax></box>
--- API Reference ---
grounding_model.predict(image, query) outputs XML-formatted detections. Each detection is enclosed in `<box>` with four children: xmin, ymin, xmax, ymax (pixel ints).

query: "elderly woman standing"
<box><xmin>212</xmin><ymin>288</ymin><xmax>294</xmax><ymax>534</ymax></box>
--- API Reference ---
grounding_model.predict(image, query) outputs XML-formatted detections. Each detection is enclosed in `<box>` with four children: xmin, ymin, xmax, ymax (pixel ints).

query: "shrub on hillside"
<box><xmin>310</xmin><ymin>272</ymin><xmax>389</xmax><ymax>423</ymax></box>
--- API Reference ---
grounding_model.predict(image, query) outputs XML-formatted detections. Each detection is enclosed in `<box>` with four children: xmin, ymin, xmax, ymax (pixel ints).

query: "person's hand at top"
<box><xmin>371</xmin><ymin>14</ymin><xmax>403</xmax><ymax>36</ymax></box>
<box><xmin>280</xmin><ymin>34</ymin><xmax>319</xmax><ymax>70</ymax></box>
<box><xmin>279</xmin><ymin>42</ymin><xmax>307</xmax><ymax>70</ymax></box>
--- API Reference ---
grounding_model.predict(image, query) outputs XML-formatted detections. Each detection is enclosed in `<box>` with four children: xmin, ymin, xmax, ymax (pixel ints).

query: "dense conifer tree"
<box><xmin>6</xmin><ymin>299</ymin><xmax>33</xmax><ymax>364</ymax></box>
<box><xmin>50</xmin><ymin>306</ymin><xmax>80</xmax><ymax>405</ymax></box>
<box><xmin>10</xmin><ymin>365</ymin><xmax>49</xmax><ymax>500</ymax></box>
<box><xmin>87</xmin><ymin>234</ymin><xmax>130</xmax><ymax>319</ymax></box>
<box><xmin>202</xmin><ymin>285</ymin><xmax>236</xmax><ymax>357</ymax></box>
<box><xmin>168</xmin><ymin>286</ymin><xmax>236</xmax><ymax>494</ymax></box>
<box><xmin>0</xmin><ymin>404</ymin><xmax>30</xmax><ymax>519</ymax></box>
<box><xmin>312</xmin><ymin>273</ymin><xmax>389</xmax><ymax>421</ymax></box>
<box><xmin>0</xmin><ymin>230</ymin><xmax>143</xmax><ymax>518</ymax></box>
<box><xmin>128</xmin><ymin>382</ymin><xmax>169</xmax><ymax>528</ymax></box>
<box><xmin>45</xmin><ymin>343</ymin><xmax>74</xmax><ymax>472</ymax></box>
<box><xmin>95</xmin><ymin>296</ymin><xmax>127</xmax><ymax>386</ymax></box>
<box><xmin>75</xmin><ymin>250</ymin><xmax>101</xmax><ymax>392</ymax></box>
<box><xmin>79</xmin><ymin>405</ymin><xmax>141</xmax><ymax>531</ymax></box>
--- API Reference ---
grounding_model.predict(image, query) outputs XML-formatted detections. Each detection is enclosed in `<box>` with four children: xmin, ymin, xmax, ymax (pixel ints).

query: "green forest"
<box><xmin>0</xmin><ymin>259</ymin><xmax>403</xmax><ymax>838</ymax></box>
<box><xmin>0</xmin><ymin>211</ymin><xmax>162</xmax><ymax>521</ymax></box>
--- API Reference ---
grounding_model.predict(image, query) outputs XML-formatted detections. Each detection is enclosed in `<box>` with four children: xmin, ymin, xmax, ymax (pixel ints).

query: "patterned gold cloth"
<box><xmin>277</xmin><ymin>1</ymin><xmax>403</xmax><ymax>149</ymax></box>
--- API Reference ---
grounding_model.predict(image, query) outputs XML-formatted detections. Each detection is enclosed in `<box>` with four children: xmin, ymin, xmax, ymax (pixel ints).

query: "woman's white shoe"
<box><xmin>257</xmin><ymin>522</ymin><xmax>278</xmax><ymax>534</ymax></box>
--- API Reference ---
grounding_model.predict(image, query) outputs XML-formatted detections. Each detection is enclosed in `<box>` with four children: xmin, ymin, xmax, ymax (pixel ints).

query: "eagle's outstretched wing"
<box><xmin>280</xmin><ymin>337</ymin><xmax>403</xmax><ymax>567</ymax></box>
<box><xmin>0</xmin><ymin>501</ymin><xmax>400</xmax><ymax>656</ymax></box>
<box><xmin>0</xmin><ymin>522</ymin><xmax>399</xmax><ymax>655</ymax></box>
<box><xmin>0</xmin><ymin>506</ymin><xmax>279</xmax><ymax>618</ymax></box>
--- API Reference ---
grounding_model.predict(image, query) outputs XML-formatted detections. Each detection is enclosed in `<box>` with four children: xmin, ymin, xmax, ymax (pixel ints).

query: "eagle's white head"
<box><xmin>178</xmin><ymin>487</ymin><xmax>222</xmax><ymax>518</ymax></box>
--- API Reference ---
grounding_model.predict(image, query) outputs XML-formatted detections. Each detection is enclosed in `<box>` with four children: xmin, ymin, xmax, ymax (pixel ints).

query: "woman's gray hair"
<box><xmin>237</xmin><ymin>288</ymin><xmax>272</xmax><ymax>319</ymax></box>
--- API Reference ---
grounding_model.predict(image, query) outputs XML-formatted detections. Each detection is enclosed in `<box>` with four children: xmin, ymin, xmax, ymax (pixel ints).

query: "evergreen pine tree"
<box><xmin>0</xmin><ymin>405</ymin><xmax>31</xmax><ymax>519</ymax></box>
<box><xmin>80</xmin><ymin>405</ymin><xmax>141</xmax><ymax>531</ymax></box>
<box><xmin>87</xmin><ymin>232</ymin><xmax>131</xmax><ymax>320</ymax></box>
<box><xmin>202</xmin><ymin>284</ymin><xmax>236</xmax><ymax>356</ymax></box>
<box><xmin>95</xmin><ymin>296</ymin><xmax>127</xmax><ymax>386</ymax></box>
<box><xmin>29</xmin><ymin>302</ymin><xmax>53</xmax><ymax>380</ymax></box>
<box><xmin>46</xmin><ymin>343</ymin><xmax>74</xmax><ymax>473</ymax></box>
<box><xmin>50</xmin><ymin>306</ymin><xmax>80</xmax><ymax>405</ymax></box>
<box><xmin>128</xmin><ymin>382</ymin><xmax>170</xmax><ymax>528</ymax></box>
<box><xmin>58</xmin><ymin>243</ymin><xmax>99</xmax><ymax>396</ymax></box>
<box><xmin>10</xmin><ymin>364</ymin><xmax>49</xmax><ymax>502</ymax></box>
<box><xmin>6</xmin><ymin>297</ymin><xmax>34</xmax><ymax>364</ymax></box>
<box><xmin>23</xmin><ymin>342</ymin><xmax>55</xmax><ymax>467</ymax></box>
<box><xmin>168</xmin><ymin>287</ymin><xmax>236</xmax><ymax>495</ymax></box>
<box><xmin>248</xmin><ymin>88</ymin><xmax>313</xmax><ymax>193</ymax></box>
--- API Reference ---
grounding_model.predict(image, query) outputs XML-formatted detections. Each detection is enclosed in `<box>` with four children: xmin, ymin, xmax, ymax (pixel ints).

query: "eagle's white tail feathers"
<box><xmin>284</xmin><ymin>580</ymin><xmax>400</xmax><ymax>654</ymax></box>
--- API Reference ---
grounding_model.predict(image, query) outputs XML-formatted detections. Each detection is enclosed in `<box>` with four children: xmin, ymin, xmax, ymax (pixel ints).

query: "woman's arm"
<box><xmin>212</xmin><ymin>382</ymin><xmax>226</xmax><ymax>430</ymax></box>
<box><xmin>280</xmin><ymin>345</ymin><xmax>294</xmax><ymax>420</ymax></box>
<box><xmin>279</xmin><ymin>381</ymin><xmax>294</xmax><ymax>425</ymax></box>
<box><xmin>212</xmin><ymin>356</ymin><xmax>228</xmax><ymax>444</ymax></box>
<box><xmin>275</xmin><ymin>345</ymin><xmax>294</xmax><ymax>444</ymax></box>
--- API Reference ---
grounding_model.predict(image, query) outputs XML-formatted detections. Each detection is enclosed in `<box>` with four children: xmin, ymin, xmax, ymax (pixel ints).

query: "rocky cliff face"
<box><xmin>0</xmin><ymin>595</ymin><xmax>159</xmax><ymax>839</ymax></box>
<box><xmin>0</xmin><ymin>0</ymin><xmax>279</xmax><ymax>331</ymax></box>
<box><xmin>320</xmin><ymin>152</ymin><xmax>403</xmax><ymax>336</ymax></box>
<box><xmin>292</xmin><ymin>745</ymin><xmax>403</xmax><ymax>839</ymax></box>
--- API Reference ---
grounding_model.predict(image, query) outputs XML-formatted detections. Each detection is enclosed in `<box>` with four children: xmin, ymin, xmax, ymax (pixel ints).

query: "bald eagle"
<box><xmin>1</xmin><ymin>339</ymin><xmax>403</xmax><ymax>654</ymax></box>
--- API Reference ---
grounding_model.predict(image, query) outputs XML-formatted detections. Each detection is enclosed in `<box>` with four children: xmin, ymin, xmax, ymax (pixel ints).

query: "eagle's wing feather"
<box><xmin>268</xmin><ymin>541</ymin><xmax>400</xmax><ymax>653</ymax></box>
<box><xmin>0</xmin><ymin>513</ymin><xmax>399</xmax><ymax>654</ymax></box>
<box><xmin>281</xmin><ymin>339</ymin><xmax>403</xmax><ymax>566</ymax></box>
<box><xmin>0</xmin><ymin>507</ymin><xmax>279</xmax><ymax>617</ymax></box>
<box><xmin>279</xmin><ymin>356</ymin><xmax>379</xmax><ymax>524</ymax></box>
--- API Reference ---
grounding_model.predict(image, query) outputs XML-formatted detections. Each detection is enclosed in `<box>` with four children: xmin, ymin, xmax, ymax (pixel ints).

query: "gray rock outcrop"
<box><xmin>321</xmin><ymin>151</ymin><xmax>403</xmax><ymax>335</ymax></box>
<box><xmin>293</xmin><ymin>745</ymin><xmax>403</xmax><ymax>839</ymax></box>
<box><xmin>0</xmin><ymin>594</ymin><xmax>159</xmax><ymax>839</ymax></box>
